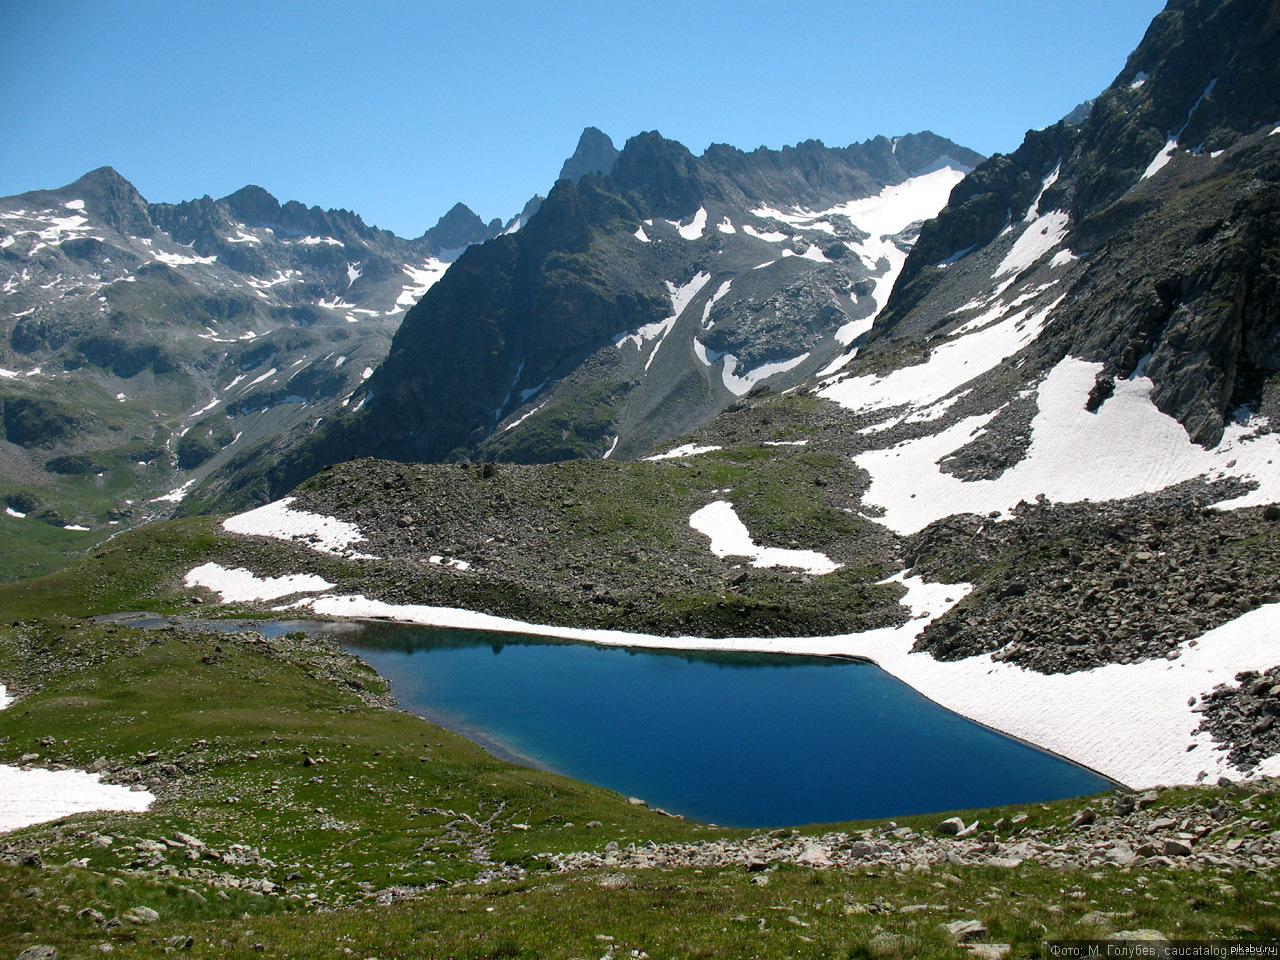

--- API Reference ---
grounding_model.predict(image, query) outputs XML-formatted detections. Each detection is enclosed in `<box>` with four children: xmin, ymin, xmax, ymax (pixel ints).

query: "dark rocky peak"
<box><xmin>1071</xmin><ymin>0</ymin><xmax>1280</xmax><ymax>219</ymax></box>
<box><xmin>1061</xmin><ymin>100</ymin><xmax>1096</xmax><ymax>125</ymax></box>
<box><xmin>60</xmin><ymin>166</ymin><xmax>155</xmax><ymax>237</ymax></box>
<box><xmin>608</xmin><ymin>131</ymin><xmax>708</xmax><ymax>220</ymax></box>
<box><xmin>220</xmin><ymin>184</ymin><xmax>283</xmax><ymax>226</ymax></box>
<box><xmin>421</xmin><ymin>202</ymin><xmax>503</xmax><ymax>257</ymax></box>
<box><xmin>558</xmin><ymin>126</ymin><xmax>621</xmax><ymax>183</ymax></box>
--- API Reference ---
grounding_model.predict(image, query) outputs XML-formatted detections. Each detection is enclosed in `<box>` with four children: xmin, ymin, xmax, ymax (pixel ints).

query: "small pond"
<box><xmin>342</xmin><ymin>622</ymin><xmax>1112</xmax><ymax>828</ymax></box>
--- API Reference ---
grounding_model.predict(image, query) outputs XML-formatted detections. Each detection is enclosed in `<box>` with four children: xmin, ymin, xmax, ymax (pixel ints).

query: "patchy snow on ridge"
<box><xmin>855</xmin><ymin>356</ymin><xmax>1280</xmax><ymax>535</ymax></box>
<box><xmin>690</xmin><ymin>500</ymin><xmax>841</xmax><ymax>574</ymax></box>
<box><xmin>615</xmin><ymin>272</ymin><xmax>711</xmax><ymax>370</ymax></box>
<box><xmin>756</xmin><ymin>166</ymin><xmax>968</xmax><ymax>346</ymax></box>
<box><xmin>222</xmin><ymin>496</ymin><xmax>378</xmax><ymax>559</ymax></box>
<box><xmin>0</xmin><ymin>683</ymin><xmax>154</xmax><ymax>833</ymax></box>
<box><xmin>395</xmin><ymin>260</ymin><xmax>449</xmax><ymax>308</ymax></box>
<box><xmin>185</xmin><ymin>561</ymin><xmax>334</xmax><ymax>602</ymax></box>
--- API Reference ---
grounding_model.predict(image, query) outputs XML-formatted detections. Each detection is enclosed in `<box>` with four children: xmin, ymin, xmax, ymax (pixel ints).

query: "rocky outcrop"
<box><xmin>872</xmin><ymin>0</ymin><xmax>1280</xmax><ymax>448</ymax></box>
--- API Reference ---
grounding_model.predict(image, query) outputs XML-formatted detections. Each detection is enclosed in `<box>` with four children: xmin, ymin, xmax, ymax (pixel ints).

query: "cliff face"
<box><xmin>875</xmin><ymin>0</ymin><xmax>1280</xmax><ymax>446</ymax></box>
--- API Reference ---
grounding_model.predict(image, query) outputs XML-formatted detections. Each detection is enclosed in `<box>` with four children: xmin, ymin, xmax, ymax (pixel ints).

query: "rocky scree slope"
<box><xmin>194</xmin><ymin>129</ymin><xmax>983</xmax><ymax>511</ymax></box>
<box><xmin>0</xmin><ymin>165</ymin><xmax>528</xmax><ymax>568</ymax></box>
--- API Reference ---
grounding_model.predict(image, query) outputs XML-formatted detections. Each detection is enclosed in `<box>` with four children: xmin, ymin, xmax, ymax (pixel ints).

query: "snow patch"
<box><xmin>633</xmin><ymin>224</ymin><xmax>650</xmax><ymax>243</ymax></box>
<box><xmin>741</xmin><ymin>223</ymin><xmax>788</xmax><ymax>243</ymax></box>
<box><xmin>396</xmin><ymin>260</ymin><xmax>449</xmax><ymax>308</ymax></box>
<box><xmin>644</xmin><ymin>443</ymin><xmax>723</xmax><ymax>461</ymax></box>
<box><xmin>720</xmin><ymin>352</ymin><xmax>810</xmax><ymax>396</ymax></box>
<box><xmin>150</xmin><ymin>478</ymin><xmax>197</xmax><ymax>504</ymax></box>
<box><xmin>667</xmin><ymin>207</ymin><xmax>707</xmax><ymax>240</ymax></box>
<box><xmin>222</xmin><ymin>496</ymin><xmax>377</xmax><ymax>559</ymax></box>
<box><xmin>820</xmin><ymin>295</ymin><xmax>1061</xmax><ymax>418</ymax></box>
<box><xmin>185</xmin><ymin>561</ymin><xmax>333</xmax><ymax>602</ymax></box>
<box><xmin>690</xmin><ymin>500</ymin><xmax>841</xmax><ymax>575</ymax></box>
<box><xmin>995</xmin><ymin>210</ymin><xmax>1070</xmax><ymax>278</ymax></box>
<box><xmin>0</xmin><ymin>763</ymin><xmax>154</xmax><ymax>834</ymax></box>
<box><xmin>152</xmin><ymin>249</ymin><xmax>217</xmax><ymax>267</ymax></box>
<box><xmin>615</xmin><ymin>272</ymin><xmax>711</xmax><ymax>370</ymax></box>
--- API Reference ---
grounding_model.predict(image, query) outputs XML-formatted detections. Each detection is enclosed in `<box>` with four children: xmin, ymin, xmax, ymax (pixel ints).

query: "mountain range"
<box><xmin>0</xmin><ymin>158</ymin><xmax>546</xmax><ymax>574</ymax></box>
<box><xmin>2</xmin><ymin>0</ymin><xmax>1280</xmax><ymax>953</ymax></box>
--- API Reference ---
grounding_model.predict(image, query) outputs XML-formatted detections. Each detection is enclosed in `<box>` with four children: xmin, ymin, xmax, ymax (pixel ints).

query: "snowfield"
<box><xmin>0</xmin><ymin>684</ymin><xmax>155</xmax><ymax>833</ymax></box>
<box><xmin>852</xmin><ymin>356</ymin><xmax>1280</xmax><ymax>535</ymax></box>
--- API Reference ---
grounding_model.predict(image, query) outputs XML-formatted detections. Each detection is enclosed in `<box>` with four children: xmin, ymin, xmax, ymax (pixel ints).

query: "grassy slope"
<box><xmin>0</xmin><ymin>520</ymin><xmax>1277</xmax><ymax>957</ymax></box>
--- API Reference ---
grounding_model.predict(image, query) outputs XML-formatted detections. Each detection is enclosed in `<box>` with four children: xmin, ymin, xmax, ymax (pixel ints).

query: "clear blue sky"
<box><xmin>1</xmin><ymin>0</ymin><xmax>1165</xmax><ymax>238</ymax></box>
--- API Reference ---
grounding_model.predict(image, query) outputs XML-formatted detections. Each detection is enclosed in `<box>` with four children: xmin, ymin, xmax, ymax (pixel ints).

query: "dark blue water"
<box><xmin>343</xmin><ymin>624</ymin><xmax>1111</xmax><ymax>828</ymax></box>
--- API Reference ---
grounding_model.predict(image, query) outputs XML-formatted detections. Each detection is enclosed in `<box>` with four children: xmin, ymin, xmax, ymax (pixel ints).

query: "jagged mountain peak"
<box><xmin>422</xmin><ymin>201</ymin><xmax>503</xmax><ymax>256</ymax></box>
<box><xmin>558</xmin><ymin>126</ymin><xmax>621</xmax><ymax>184</ymax></box>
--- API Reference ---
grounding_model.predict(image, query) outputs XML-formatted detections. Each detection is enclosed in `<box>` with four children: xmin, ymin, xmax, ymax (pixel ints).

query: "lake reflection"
<box><xmin>344</xmin><ymin>622</ymin><xmax>1111</xmax><ymax>827</ymax></box>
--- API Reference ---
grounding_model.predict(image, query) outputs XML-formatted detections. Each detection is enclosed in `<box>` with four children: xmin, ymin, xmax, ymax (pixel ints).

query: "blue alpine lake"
<box><xmin>341</xmin><ymin>623</ymin><xmax>1112</xmax><ymax>828</ymax></box>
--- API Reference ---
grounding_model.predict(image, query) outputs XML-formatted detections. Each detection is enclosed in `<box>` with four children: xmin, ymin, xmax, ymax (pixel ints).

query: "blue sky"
<box><xmin>1</xmin><ymin>1</ymin><xmax>1165</xmax><ymax>237</ymax></box>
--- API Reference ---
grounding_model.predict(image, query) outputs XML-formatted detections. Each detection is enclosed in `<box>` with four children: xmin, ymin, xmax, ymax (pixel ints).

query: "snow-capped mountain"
<box><xmin>197</xmin><ymin>129</ymin><xmax>983</xmax><ymax>508</ymax></box>
<box><xmin>0</xmin><ymin>165</ymin><xmax>527</xmax><ymax>541</ymax></box>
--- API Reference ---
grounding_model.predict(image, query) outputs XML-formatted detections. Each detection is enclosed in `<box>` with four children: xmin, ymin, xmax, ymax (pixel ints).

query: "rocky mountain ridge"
<box><xmin>0</xmin><ymin>161</ymin><xmax>540</xmax><ymax>575</ymax></box>
<box><xmin>193</xmin><ymin>129</ymin><xmax>984</xmax><ymax>510</ymax></box>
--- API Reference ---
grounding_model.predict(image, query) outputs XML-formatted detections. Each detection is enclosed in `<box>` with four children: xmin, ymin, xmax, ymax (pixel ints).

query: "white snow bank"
<box><xmin>633</xmin><ymin>224</ymin><xmax>650</xmax><ymax>243</ymax></box>
<box><xmin>0</xmin><ymin>766</ymin><xmax>155</xmax><ymax>834</ymax></box>
<box><xmin>855</xmin><ymin>355</ymin><xmax>1280</xmax><ymax>535</ymax></box>
<box><xmin>720</xmin><ymin>352</ymin><xmax>809</xmax><ymax>396</ymax></box>
<box><xmin>222</xmin><ymin>496</ymin><xmax>378</xmax><ymax>559</ymax></box>
<box><xmin>0</xmin><ymin>683</ymin><xmax>154</xmax><ymax>833</ymax></box>
<box><xmin>396</xmin><ymin>260</ymin><xmax>448</xmax><ymax>308</ymax></box>
<box><xmin>995</xmin><ymin>210</ymin><xmax>1069</xmax><ymax>278</ymax></box>
<box><xmin>185</xmin><ymin>561</ymin><xmax>333</xmax><ymax>602</ymax></box>
<box><xmin>690</xmin><ymin>500</ymin><xmax>841</xmax><ymax>574</ymax></box>
<box><xmin>1141</xmin><ymin>138</ymin><xmax>1179</xmax><ymax>181</ymax></box>
<box><xmin>644</xmin><ymin>443</ymin><xmax>723</xmax><ymax>461</ymax></box>
<box><xmin>819</xmin><ymin>295</ymin><xmax>1060</xmax><ymax>419</ymax></box>
<box><xmin>280</xmin><ymin>576</ymin><xmax>1280</xmax><ymax>787</ymax></box>
<box><xmin>152</xmin><ymin>249</ymin><xmax>216</xmax><ymax>267</ymax></box>
<box><xmin>670</xmin><ymin>207</ymin><xmax>707</xmax><ymax>240</ymax></box>
<box><xmin>151</xmin><ymin>478</ymin><xmax>197</xmax><ymax>504</ymax></box>
<box><xmin>742</xmin><ymin>223</ymin><xmax>789</xmax><ymax>243</ymax></box>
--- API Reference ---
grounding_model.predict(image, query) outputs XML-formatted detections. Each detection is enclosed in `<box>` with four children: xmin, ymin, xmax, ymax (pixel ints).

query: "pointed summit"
<box><xmin>220</xmin><ymin>184</ymin><xmax>283</xmax><ymax>225</ymax></box>
<box><xmin>422</xmin><ymin>201</ymin><xmax>500</xmax><ymax>255</ymax></box>
<box><xmin>558</xmin><ymin>127</ymin><xmax>620</xmax><ymax>184</ymax></box>
<box><xmin>63</xmin><ymin>166</ymin><xmax>155</xmax><ymax>236</ymax></box>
